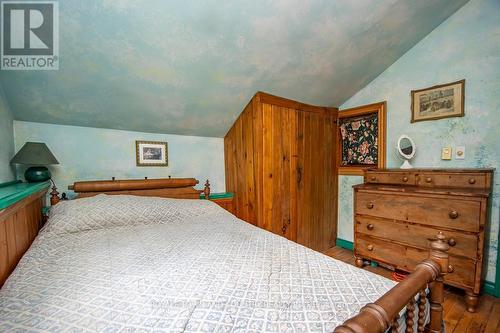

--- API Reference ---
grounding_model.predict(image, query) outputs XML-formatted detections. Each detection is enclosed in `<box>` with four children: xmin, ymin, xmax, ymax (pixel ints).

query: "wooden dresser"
<box><xmin>353</xmin><ymin>169</ymin><xmax>493</xmax><ymax>312</ymax></box>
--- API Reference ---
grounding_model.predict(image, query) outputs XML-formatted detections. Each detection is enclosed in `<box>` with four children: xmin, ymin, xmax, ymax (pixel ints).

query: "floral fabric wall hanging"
<box><xmin>337</xmin><ymin>102</ymin><xmax>386</xmax><ymax>175</ymax></box>
<box><xmin>339</xmin><ymin>114</ymin><xmax>378</xmax><ymax>165</ymax></box>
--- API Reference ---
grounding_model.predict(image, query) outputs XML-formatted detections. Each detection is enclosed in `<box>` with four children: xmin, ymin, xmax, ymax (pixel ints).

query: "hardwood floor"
<box><xmin>323</xmin><ymin>246</ymin><xmax>500</xmax><ymax>333</ymax></box>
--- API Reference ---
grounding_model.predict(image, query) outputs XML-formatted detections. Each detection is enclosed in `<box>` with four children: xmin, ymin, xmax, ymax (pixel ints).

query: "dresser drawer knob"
<box><xmin>449</xmin><ymin>210</ymin><xmax>459</xmax><ymax>219</ymax></box>
<box><xmin>367</xmin><ymin>244</ymin><xmax>374</xmax><ymax>251</ymax></box>
<box><xmin>366</xmin><ymin>202</ymin><xmax>374</xmax><ymax>209</ymax></box>
<box><xmin>370</xmin><ymin>176</ymin><xmax>376</xmax><ymax>181</ymax></box>
<box><xmin>448</xmin><ymin>265</ymin><xmax>454</xmax><ymax>273</ymax></box>
<box><xmin>448</xmin><ymin>238</ymin><xmax>457</xmax><ymax>247</ymax></box>
<box><xmin>367</xmin><ymin>224</ymin><xmax>374</xmax><ymax>230</ymax></box>
<box><xmin>425</xmin><ymin>177</ymin><xmax>432</xmax><ymax>183</ymax></box>
<box><xmin>468</xmin><ymin>178</ymin><xmax>476</xmax><ymax>185</ymax></box>
<box><xmin>402</xmin><ymin>176</ymin><xmax>409</xmax><ymax>182</ymax></box>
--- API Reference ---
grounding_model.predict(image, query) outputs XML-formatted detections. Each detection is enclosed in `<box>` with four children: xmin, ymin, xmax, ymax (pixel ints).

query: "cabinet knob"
<box><xmin>367</xmin><ymin>224</ymin><xmax>374</xmax><ymax>230</ymax></box>
<box><xmin>425</xmin><ymin>177</ymin><xmax>432</xmax><ymax>183</ymax></box>
<box><xmin>449</xmin><ymin>210</ymin><xmax>459</xmax><ymax>219</ymax></box>
<box><xmin>468</xmin><ymin>178</ymin><xmax>476</xmax><ymax>185</ymax></box>
<box><xmin>367</xmin><ymin>244</ymin><xmax>374</xmax><ymax>251</ymax></box>
<box><xmin>366</xmin><ymin>202</ymin><xmax>374</xmax><ymax>209</ymax></box>
<box><xmin>402</xmin><ymin>176</ymin><xmax>409</xmax><ymax>182</ymax></box>
<box><xmin>370</xmin><ymin>176</ymin><xmax>376</xmax><ymax>181</ymax></box>
<box><xmin>448</xmin><ymin>238</ymin><xmax>457</xmax><ymax>247</ymax></box>
<box><xmin>448</xmin><ymin>265</ymin><xmax>454</xmax><ymax>273</ymax></box>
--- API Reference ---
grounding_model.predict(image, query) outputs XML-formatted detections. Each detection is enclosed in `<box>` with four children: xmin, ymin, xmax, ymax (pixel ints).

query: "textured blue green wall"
<box><xmin>338</xmin><ymin>0</ymin><xmax>500</xmax><ymax>283</ymax></box>
<box><xmin>13</xmin><ymin>121</ymin><xmax>225</xmax><ymax>196</ymax></box>
<box><xmin>0</xmin><ymin>83</ymin><xmax>14</xmax><ymax>183</ymax></box>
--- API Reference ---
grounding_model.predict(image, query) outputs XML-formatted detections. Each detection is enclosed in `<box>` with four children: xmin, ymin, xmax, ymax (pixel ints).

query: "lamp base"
<box><xmin>25</xmin><ymin>166</ymin><xmax>51</xmax><ymax>183</ymax></box>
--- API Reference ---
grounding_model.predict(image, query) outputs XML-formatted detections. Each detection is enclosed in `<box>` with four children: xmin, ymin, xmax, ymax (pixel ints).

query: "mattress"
<box><xmin>0</xmin><ymin>194</ymin><xmax>425</xmax><ymax>332</ymax></box>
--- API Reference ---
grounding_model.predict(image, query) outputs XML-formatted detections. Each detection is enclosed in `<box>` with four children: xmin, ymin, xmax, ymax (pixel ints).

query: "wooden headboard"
<box><xmin>51</xmin><ymin>178</ymin><xmax>210</xmax><ymax>204</ymax></box>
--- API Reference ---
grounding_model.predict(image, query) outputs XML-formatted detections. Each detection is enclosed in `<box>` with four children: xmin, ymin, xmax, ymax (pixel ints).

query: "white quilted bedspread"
<box><xmin>0</xmin><ymin>195</ymin><xmax>396</xmax><ymax>332</ymax></box>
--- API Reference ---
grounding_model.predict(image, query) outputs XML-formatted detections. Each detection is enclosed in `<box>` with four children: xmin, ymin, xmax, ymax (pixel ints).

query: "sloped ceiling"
<box><xmin>1</xmin><ymin>0</ymin><xmax>468</xmax><ymax>137</ymax></box>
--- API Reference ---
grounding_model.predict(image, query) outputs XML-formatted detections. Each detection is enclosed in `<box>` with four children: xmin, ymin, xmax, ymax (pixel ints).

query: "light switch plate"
<box><xmin>441</xmin><ymin>147</ymin><xmax>452</xmax><ymax>160</ymax></box>
<box><xmin>456</xmin><ymin>146</ymin><xmax>465</xmax><ymax>160</ymax></box>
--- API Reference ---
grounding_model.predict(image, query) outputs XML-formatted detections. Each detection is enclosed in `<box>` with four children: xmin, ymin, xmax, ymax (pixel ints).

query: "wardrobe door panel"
<box><xmin>261</xmin><ymin>103</ymin><xmax>297</xmax><ymax>240</ymax></box>
<box><xmin>296</xmin><ymin>109</ymin><xmax>337</xmax><ymax>251</ymax></box>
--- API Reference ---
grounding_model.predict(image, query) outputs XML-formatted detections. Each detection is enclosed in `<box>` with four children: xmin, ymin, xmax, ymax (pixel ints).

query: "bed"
<box><xmin>0</xmin><ymin>178</ymin><xmax>450</xmax><ymax>333</ymax></box>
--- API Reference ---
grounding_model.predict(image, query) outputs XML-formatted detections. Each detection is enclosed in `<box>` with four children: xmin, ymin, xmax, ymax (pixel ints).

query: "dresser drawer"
<box><xmin>355</xmin><ymin>234</ymin><xmax>476</xmax><ymax>288</ymax></box>
<box><xmin>356</xmin><ymin>192</ymin><xmax>481</xmax><ymax>232</ymax></box>
<box><xmin>355</xmin><ymin>216</ymin><xmax>478</xmax><ymax>259</ymax></box>
<box><xmin>417</xmin><ymin>172</ymin><xmax>489</xmax><ymax>189</ymax></box>
<box><xmin>365</xmin><ymin>171</ymin><xmax>416</xmax><ymax>185</ymax></box>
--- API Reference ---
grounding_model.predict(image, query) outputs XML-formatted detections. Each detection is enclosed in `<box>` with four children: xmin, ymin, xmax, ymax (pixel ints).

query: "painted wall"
<box><xmin>0</xmin><ymin>83</ymin><xmax>14</xmax><ymax>183</ymax></box>
<box><xmin>0</xmin><ymin>0</ymin><xmax>467</xmax><ymax>137</ymax></box>
<box><xmin>13</xmin><ymin>121</ymin><xmax>225</xmax><ymax>197</ymax></box>
<box><xmin>338</xmin><ymin>0</ymin><xmax>500</xmax><ymax>283</ymax></box>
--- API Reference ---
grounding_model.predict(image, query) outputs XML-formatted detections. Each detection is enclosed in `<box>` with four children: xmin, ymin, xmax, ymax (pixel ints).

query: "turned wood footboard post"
<box><xmin>425</xmin><ymin>232</ymin><xmax>450</xmax><ymax>333</ymax></box>
<box><xmin>334</xmin><ymin>232</ymin><xmax>450</xmax><ymax>333</ymax></box>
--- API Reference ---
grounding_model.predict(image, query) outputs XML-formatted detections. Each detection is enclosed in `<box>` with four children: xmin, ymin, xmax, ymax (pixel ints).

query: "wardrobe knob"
<box><xmin>367</xmin><ymin>244</ymin><xmax>374</xmax><ymax>251</ymax></box>
<box><xmin>449</xmin><ymin>211</ymin><xmax>459</xmax><ymax>219</ymax></box>
<box><xmin>367</xmin><ymin>224</ymin><xmax>374</xmax><ymax>230</ymax></box>
<box><xmin>402</xmin><ymin>176</ymin><xmax>409</xmax><ymax>182</ymax></box>
<box><xmin>366</xmin><ymin>202</ymin><xmax>374</xmax><ymax>209</ymax></box>
<box><xmin>448</xmin><ymin>238</ymin><xmax>457</xmax><ymax>247</ymax></box>
<box><xmin>370</xmin><ymin>176</ymin><xmax>376</xmax><ymax>181</ymax></box>
<box><xmin>425</xmin><ymin>177</ymin><xmax>432</xmax><ymax>183</ymax></box>
<box><xmin>468</xmin><ymin>178</ymin><xmax>476</xmax><ymax>185</ymax></box>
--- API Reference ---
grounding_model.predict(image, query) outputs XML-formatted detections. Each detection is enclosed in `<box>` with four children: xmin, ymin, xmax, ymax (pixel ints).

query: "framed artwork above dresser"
<box><xmin>353</xmin><ymin>168</ymin><xmax>494</xmax><ymax>313</ymax></box>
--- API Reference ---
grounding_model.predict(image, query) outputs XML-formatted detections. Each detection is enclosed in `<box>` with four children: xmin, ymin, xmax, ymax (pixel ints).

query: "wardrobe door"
<box><xmin>296</xmin><ymin>109</ymin><xmax>337</xmax><ymax>251</ymax></box>
<box><xmin>260</xmin><ymin>103</ymin><xmax>298</xmax><ymax>240</ymax></box>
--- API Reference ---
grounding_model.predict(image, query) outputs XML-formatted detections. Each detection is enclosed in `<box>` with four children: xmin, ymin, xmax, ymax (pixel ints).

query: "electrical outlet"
<box><xmin>456</xmin><ymin>146</ymin><xmax>465</xmax><ymax>160</ymax></box>
<box><xmin>441</xmin><ymin>147</ymin><xmax>452</xmax><ymax>160</ymax></box>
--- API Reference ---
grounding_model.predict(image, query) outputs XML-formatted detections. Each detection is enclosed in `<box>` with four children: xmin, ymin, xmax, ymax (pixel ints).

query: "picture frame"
<box><xmin>135</xmin><ymin>140</ymin><xmax>168</xmax><ymax>166</ymax></box>
<box><xmin>337</xmin><ymin>101</ymin><xmax>386</xmax><ymax>176</ymax></box>
<box><xmin>411</xmin><ymin>79</ymin><xmax>465</xmax><ymax>123</ymax></box>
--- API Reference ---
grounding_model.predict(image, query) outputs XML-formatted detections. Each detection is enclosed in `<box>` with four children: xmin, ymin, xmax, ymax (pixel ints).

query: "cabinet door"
<box><xmin>260</xmin><ymin>103</ymin><xmax>298</xmax><ymax>240</ymax></box>
<box><xmin>296</xmin><ymin>109</ymin><xmax>337</xmax><ymax>251</ymax></box>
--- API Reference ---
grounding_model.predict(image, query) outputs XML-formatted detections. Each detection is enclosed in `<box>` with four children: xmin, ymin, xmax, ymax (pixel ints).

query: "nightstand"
<box><xmin>200</xmin><ymin>192</ymin><xmax>234</xmax><ymax>214</ymax></box>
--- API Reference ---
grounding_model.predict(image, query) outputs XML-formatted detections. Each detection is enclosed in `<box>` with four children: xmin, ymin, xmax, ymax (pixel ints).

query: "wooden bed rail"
<box><xmin>334</xmin><ymin>232</ymin><xmax>450</xmax><ymax>333</ymax></box>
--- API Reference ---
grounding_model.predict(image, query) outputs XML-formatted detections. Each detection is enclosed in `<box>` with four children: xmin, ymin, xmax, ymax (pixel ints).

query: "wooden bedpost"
<box><xmin>203</xmin><ymin>180</ymin><xmax>211</xmax><ymax>199</ymax></box>
<box><xmin>334</xmin><ymin>232</ymin><xmax>450</xmax><ymax>333</ymax></box>
<box><xmin>50</xmin><ymin>181</ymin><xmax>60</xmax><ymax>205</ymax></box>
<box><xmin>425</xmin><ymin>232</ymin><xmax>450</xmax><ymax>333</ymax></box>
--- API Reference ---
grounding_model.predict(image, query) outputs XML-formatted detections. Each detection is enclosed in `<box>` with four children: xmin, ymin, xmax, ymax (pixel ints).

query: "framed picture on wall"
<box><xmin>337</xmin><ymin>102</ymin><xmax>386</xmax><ymax>175</ymax></box>
<box><xmin>135</xmin><ymin>141</ymin><xmax>168</xmax><ymax>166</ymax></box>
<box><xmin>411</xmin><ymin>79</ymin><xmax>465</xmax><ymax>122</ymax></box>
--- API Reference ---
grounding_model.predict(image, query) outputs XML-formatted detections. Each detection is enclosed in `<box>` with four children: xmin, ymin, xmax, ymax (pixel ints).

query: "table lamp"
<box><xmin>10</xmin><ymin>142</ymin><xmax>59</xmax><ymax>182</ymax></box>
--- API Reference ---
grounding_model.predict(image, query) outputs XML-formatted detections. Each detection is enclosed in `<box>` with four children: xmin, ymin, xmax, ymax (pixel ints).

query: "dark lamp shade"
<box><xmin>10</xmin><ymin>142</ymin><xmax>59</xmax><ymax>165</ymax></box>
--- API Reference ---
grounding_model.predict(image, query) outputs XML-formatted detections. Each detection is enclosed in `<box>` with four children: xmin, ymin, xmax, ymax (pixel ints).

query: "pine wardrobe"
<box><xmin>224</xmin><ymin>92</ymin><xmax>338</xmax><ymax>251</ymax></box>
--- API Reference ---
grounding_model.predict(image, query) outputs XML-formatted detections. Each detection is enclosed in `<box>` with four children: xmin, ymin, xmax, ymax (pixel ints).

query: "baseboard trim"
<box><xmin>482</xmin><ymin>280</ymin><xmax>497</xmax><ymax>297</ymax></box>
<box><xmin>336</xmin><ymin>238</ymin><xmax>353</xmax><ymax>251</ymax></box>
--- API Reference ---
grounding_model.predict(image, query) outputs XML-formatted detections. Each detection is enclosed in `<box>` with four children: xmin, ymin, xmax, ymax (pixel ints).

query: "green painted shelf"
<box><xmin>0</xmin><ymin>180</ymin><xmax>51</xmax><ymax>210</ymax></box>
<box><xmin>200</xmin><ymin>192</ymin><xmax>234</xmax><ymax>199</ymax></box>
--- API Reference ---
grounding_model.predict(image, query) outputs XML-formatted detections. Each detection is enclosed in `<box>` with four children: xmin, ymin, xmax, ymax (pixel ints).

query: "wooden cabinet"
<box><xmin>224</xmin><ymin>92</ymin><xmax>338</xmax><ymax>251</ymax></box>
<box><xmin>354</xmin><ymin>168</ymin><xmax>493</xmax><ymax>312</ymax></box>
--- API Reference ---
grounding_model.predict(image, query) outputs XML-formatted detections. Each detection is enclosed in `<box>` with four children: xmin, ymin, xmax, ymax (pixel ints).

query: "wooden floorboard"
<box><xmin>323</xmin><ymin>246</ymin><xmax>500</xmax><ymax>333</ymax></box>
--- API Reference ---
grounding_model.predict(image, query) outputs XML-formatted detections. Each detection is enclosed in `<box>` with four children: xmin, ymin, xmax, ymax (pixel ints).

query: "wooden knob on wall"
<box><xmin>367</xmin><ymin>224</ymin><xmax>374</xmax><ymax>230</ymax></box>
<box><xmin>366</xmin><ymin>202</ymin><xmax>374</xmax><ymax>209</ymax></box>
<box><xmin>367</xmin><ymin>244</ymin><xmax>374</xmax><ymax>251</ymax></box>
<box><xmin>468</xmin><ymin>178</ymin><xmax>476</xmax><ymax>184</ymax></box>
<box><xmin>448</xmin><ymin>238</ymin><xmax>457</xmax><ymax>247</ymax></box>
<box><xmin>449</xmin><ymin>210</ymin><xmax>459</xmax><ymax>219</ymax></box>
